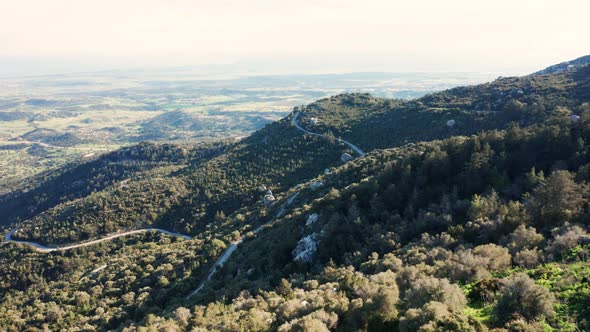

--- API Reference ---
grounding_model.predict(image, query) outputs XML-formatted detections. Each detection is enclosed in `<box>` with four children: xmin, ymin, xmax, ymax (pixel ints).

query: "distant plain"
<box><xmin>0</xmin><ymin>69</ymin><xmax>495</xmax><ymax>193</ymax></box>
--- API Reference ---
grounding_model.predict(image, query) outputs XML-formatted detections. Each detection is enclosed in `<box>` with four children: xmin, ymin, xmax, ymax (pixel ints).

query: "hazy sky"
<box><xmin>1</xmin><ymin>0</ymin><xmax>589</xmax><ymax>75</ymax></box>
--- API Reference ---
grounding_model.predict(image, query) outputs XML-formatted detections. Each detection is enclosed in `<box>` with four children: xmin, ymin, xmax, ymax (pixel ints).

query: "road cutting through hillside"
<box><xmin>186</xmin><ymin>192</ymin><xmax>299</xmax><ymax>298</ymax></box>
<box><xmin>5</xmin><ymin>112</ymin><xmax>366</xmax><ymax>298</ymax></box>
<box><xmin>4</xmin><ymin>227</ymin><xmax>191</xmax><ymax>252</ymax></box>
<box><xmin>292</xmin><ymin>112</ymin><xmax>366</xmax><ymax>156</ymax></box>
<box><xmin>186</xmin><ymin>112</ymin><xmax>368</xmax><ymax>298</ymax></box>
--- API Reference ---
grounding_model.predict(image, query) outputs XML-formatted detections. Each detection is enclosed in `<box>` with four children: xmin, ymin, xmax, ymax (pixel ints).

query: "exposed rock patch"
<box><xmin>292</xmin><ymin>233</ymin><xmax>319</xmax><ymax>263</ymax></box>
<box><xmin>305</xmin><ymin>213</ymin><xmax>319</xmax><ymax>226</ymax></box>
<box><xmin>341</xmin><ymin>153</ymin><xmax>353</xmax><ymax>163</ymax></box>
<box><xmin>309</xmin><ymin>181</ymin><xmax>323</xmax><ymax>190</ymax></box>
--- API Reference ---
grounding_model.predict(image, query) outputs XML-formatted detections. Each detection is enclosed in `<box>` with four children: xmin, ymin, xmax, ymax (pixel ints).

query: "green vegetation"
<box><xmin>300</xmin><ymin>66</ymin><xmax>589</xmax><ymax>151</ymax></box>
<box><xmin>0</xmin><ymin>61</ymin><xmax>589</xmax><ymax>331</ymax></box>
<box><xmin>1</xmin><ymin>71</ymin><xmax>469</xmax><ymax>190</ymax></box>
<box><xmin>4</xmin><ymin>118</ymin><xmax>347</xmax><ymax>245</ymax></box>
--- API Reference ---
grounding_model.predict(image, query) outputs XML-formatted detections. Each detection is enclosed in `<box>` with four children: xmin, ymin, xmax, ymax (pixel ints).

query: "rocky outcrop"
<box><xmin>263</xmin><ymin>194</ymin><xmax>275</xmax><ymax>206</ymax></box>
<box><xmin>309</xmin><ymin>181</ymin><xmax>323</xmax><ymax>190</ymax></box>
<box><xmin>292</xmin><ymin>233</ymin><xmax>319</xmax><ymax>263</ymax></box>
<box><xmin>341</xmin><ymin>153</ymin><xmax>353</xmax><ymax>163</ymax></box>
<box><xmin>305</xmin><ymin>213</ymin><xmax>319</xmax><ymax>226</ymax></box>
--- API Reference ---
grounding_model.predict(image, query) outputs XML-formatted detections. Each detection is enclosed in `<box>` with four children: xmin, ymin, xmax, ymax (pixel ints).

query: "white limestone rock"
<box><xmin>306</xmin><ymin>213</ymin><xmax>319</xmax><ymax>226</ymax></box>
<box><xmin>341</xmin><ymin>153</ymin><xmax>353</xmax><ymax>163</ymax></box>
<box><xmin>292</xmin><ymin>233</ymin><xmax>319</xmax><ymax>263</ymax></box>
<box><xmin>263</xmin><ymin>194</ymin><xmax>276</xmax><ymax>206</ymax></box>
<box><xmin>309</xmin><ymin>181</ymin><xmax>323</xmax><ymax>190</ymax></box>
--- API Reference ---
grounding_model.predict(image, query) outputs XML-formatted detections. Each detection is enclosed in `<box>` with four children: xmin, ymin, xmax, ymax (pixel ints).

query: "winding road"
<box><xmin>292</xmin><ymin>112</ymin><xmax>366</xmax><ymax>156</ymax></box>
<box><xmin>4</xmin><ymin>111</ymin><xmax>365</xmax><ymax>299</ymax></box>
<box><xmin>186</xmin><ymin>115</ymin><xmax>367</xmax><ymax>297</ymax></box>
<box><xmin>186</xmin><ymin>192</ymin><xmax>299</xmax><ymax>298</ymax></box>
<box><xmin>4</xmin><ymin>227</ymin><xmax>191</xmax><ymax>252</ymax></box>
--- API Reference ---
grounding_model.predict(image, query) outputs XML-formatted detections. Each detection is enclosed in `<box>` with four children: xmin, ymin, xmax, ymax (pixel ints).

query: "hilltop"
<box><xmin>533</xmin><ymin>54</ymin><xmax>590</xmax><ymax>75</ymax></box>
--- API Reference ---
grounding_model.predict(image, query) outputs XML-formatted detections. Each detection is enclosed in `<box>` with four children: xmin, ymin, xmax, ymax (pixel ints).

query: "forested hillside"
<box><xmin>0</xmin><ymin>142</ymin><xmax>214</xmax><ymax>224</ymax></box>
<box><xmin>299</xmin><ymin>65</ymin><xmax>590</xmax><ymax>151</ymax></box>
<box><xmin>3</xmin><ymin>116</ymin><xmax>350</xmax><ymax>245</ymax></box>
<box><xmin>132</xmin><ymin>111</ymin><xmax>590</xmax><ymax>331</ymax></box>
<box><xmin>6</xmin><ymin>64</ymin><xmax>589</xmax><ymax>246</ymax></box>
<box><xmin>0</xmin><ymin>60</ymin><xmax>589</xmax><ymax>331</ymax></box>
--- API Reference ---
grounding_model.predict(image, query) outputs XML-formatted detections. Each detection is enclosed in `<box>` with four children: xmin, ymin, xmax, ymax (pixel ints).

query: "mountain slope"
<box><xmin>137</xmin><ymin>110</ymin><xmax>274</xmax><ymax>141</ymax></box>
<box><xmin>162</xmin><ymin>110</ymin><xmax>590</xmax><ymax>331</ymax></box>
<box><xmin>2</xmin><ymin>116</ymin><xmax>350</xmax><ymax>245</ymax></box>
<box><xmin>533</xmin><ymin>54</ymin><xmax>590</xmax><ymax>75</ymax></box>
<box><xmin>0</xmin><ymin>142</ymin><xmax>214</xmax><ymax>226</ymax></box>
<box><xmin>0</xmin><ymin>60</ymin><xmax>589</xmax><ymax>331</ymax></box>
<box><xmin>299</xmin><ymin>64</ymin><xmax>590</xmax><ymax>151</ymax></box>
<box><xmin>6</xmin><ymin>64</ymin><xmax>589</xmax><ymax>245</ymax></box>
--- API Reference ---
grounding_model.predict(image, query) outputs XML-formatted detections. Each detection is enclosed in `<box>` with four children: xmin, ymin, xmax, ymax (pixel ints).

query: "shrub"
<box><xmin>368</xmin><ymin>286</ymin><xmax>399</xmax><ymax>324</ymax></box>
<box><xmin>545</xmin><ymin>225</ymin><xmax>588</xmax><ymax>261</ymax></box>
<box><xmin>404</xmin><ymin>277</ymin><xmax>466</xmax><ymax>311</ymax></box>
<box><xmin>504</xmin><ymin>319</ymin><xmax>548</xmax><ymax>332</ymax></box>
<box><xmin>493</xmin><ymin>273</ymin><xmax>555</xmax><ymax>324</ymax></box>
<box><xmin>472</xmin><ymin>244</ymin><xmax>512</xmax><ymax>271</ymax></box>
<box><xmin>513</xmin><ymin>248</ymin><xmax>542</xmax><ymax>268</ymax></box>
<box><xmin>468</xmin><ymin>279</ymin><xmax>502</xmax><ymax>304</ymax></box>
<box><xmin>278</xmin><ymin>309</ymin><xmax>337</xmax><ymax>332</ymax></box>
<box><xmin>442</xmin><ymin>244</ymin><xmax>511</xmax><ymax>282</ymax></box>
<box><xmin>399</xmin><ymin>301</ymin><xmax>483</xmax><ymax>332</ymax></box>
<box><xmin>396</xmin><ymin>265</ymin><xmax>430</xmax><ymax>296</ymax></box>
<box><xmin>502</xmin><ymin>225</ymin><xmax>544</xmax><ymax>255</ymax></box>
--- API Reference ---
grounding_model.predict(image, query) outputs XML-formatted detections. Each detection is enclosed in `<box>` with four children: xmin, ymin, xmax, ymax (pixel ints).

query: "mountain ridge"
<box><xmin>3</xmin><ymin>62</ymin><xmax>590</xmax><ymax>244</ymax></box>
<box><xmin>533</xmin><ymin>54</ymin><xmax>590</xmax><ymax>75</ymax></box>
<box><xmin>0</xmin><ymin>57</ymin><xmax>589</xmax><ymax>331</ymax></box>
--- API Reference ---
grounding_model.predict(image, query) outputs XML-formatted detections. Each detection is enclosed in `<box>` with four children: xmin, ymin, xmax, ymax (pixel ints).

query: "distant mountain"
<box><xmin>533</xmin><ymin>54</ymin><xmax>590</xmax><ymax>75</ymax></box>
<box><xmin>0</xmin><ymin>111</ymin><xmax>27</xmax><ymax>121</ymax></box>
<box><xmin>138</xmin><ymin>110</ymin><xmax>274</xmax><ymax>140</ymax></box>
<box><xmin>17</xmin><ymin>128</ymin><xmax>84</xmax><ymax>147</ymax></box>
<box><xmin>139</xmin><ymin>110</ymin><xmax>208</xmax><ymax>140</ymax></box>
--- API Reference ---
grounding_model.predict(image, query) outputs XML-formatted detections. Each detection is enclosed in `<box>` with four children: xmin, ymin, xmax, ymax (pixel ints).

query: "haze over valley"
<box><xmin>0</xmin><ymin>69</ymin><xmax>493</xmax><ymax>192</ymax></box>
